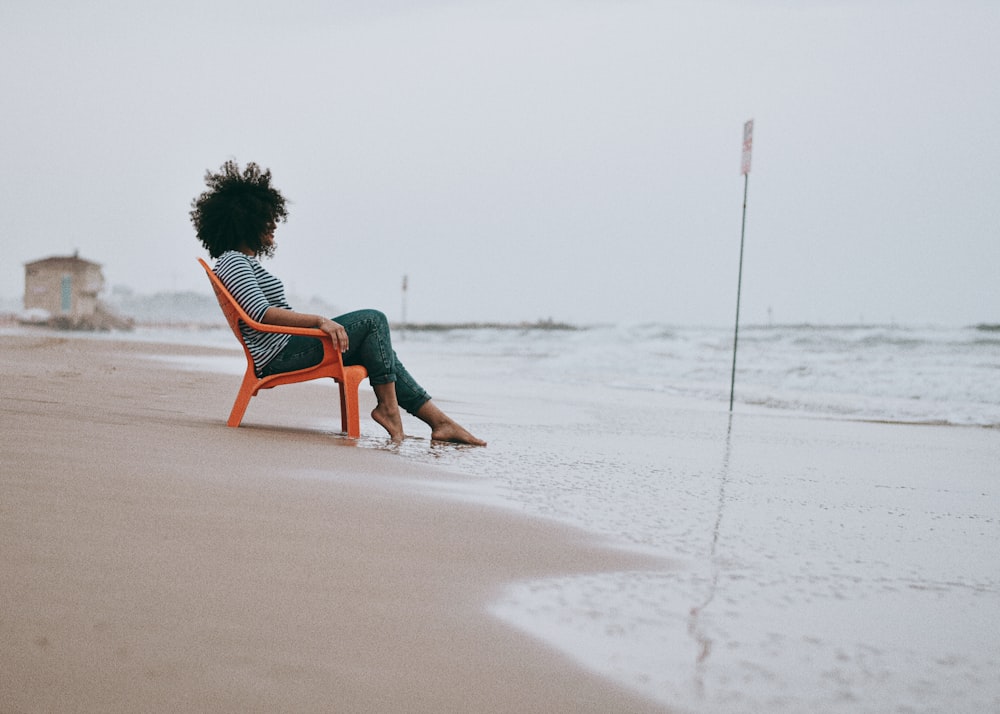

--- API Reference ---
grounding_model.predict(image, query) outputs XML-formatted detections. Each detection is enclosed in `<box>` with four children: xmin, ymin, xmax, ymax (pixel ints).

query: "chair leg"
<box><xmin>338</xmin><ymin>372</ymin><xmax>364</xmax><ymax>438</ymax></box>
<box><xmin>227</xmin><ymin>374</ymin><xmax>257</xmax><ymax>427</ymax></box>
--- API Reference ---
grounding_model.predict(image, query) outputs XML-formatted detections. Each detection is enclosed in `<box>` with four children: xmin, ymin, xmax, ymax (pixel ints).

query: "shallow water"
<box><xmin>386</xmin><ymin>330</ymin><xmax>1000</xmax><ymax>713</ymax></box>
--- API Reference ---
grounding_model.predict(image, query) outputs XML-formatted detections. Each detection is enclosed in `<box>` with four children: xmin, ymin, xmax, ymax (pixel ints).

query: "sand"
<box><xmin>0</xmin><ymin>333</ymin><xmax>668</xmax><ymax>713</ymax></box>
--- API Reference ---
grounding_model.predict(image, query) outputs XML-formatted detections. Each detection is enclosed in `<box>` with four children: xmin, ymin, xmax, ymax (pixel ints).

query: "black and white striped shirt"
<box><xmin>214</xmin><ymin>251</ymin><xmax>292</xmax><ymax>375</ymax></box>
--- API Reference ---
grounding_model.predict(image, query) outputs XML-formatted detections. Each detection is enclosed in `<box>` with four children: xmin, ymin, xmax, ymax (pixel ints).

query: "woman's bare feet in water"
<box><xmin>417</xmin><ymin>401</ymin><xmax>487</xmax><ymax>446</ymax></box>
<box><xmin>371</xmin><ymin>385</ymin><xmax>485</xmax><ymax>445</ymax></box>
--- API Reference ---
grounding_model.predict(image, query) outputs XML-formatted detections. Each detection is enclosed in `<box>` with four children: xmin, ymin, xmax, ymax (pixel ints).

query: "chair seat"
<box><xmin>198</xmin><ymin>258</ymin><xmax>367</xmax><ymax>437</ymax></box>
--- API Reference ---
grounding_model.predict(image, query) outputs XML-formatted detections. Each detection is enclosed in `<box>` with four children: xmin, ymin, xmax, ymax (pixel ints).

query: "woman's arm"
<box><xmin>260</xmin><ymin>307</ymin><xmax>349</xmax><ymax>352</ymax></box>
<box><xmin>214</xmin><ymin>253</ymin><xmax>350</xmax><ymax>353</ymax></box>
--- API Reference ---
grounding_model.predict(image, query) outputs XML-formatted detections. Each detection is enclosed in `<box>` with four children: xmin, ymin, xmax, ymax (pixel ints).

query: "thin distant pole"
<box><xmin>401</xmin><ymin>274</ymin><xmax>408</xmax><ymax>341</ymax></box>
<box><xmin>730</xmin><ymin>119</ymin><xmax>753</xmax><ymax>412</ymax></box>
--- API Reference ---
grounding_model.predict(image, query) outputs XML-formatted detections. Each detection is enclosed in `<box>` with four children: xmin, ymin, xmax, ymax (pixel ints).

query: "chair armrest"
<box><xmin>238</xmin><ymin>311</ymin><xmax>340</xmax><ymax>362</ymax></box>
<box><xmin>243</xmin><ymin>316</ymin><xmax>342</xmax><ymax>365</ymax></box>
<box><xmin>242</xmin><ymin>312</ymin><xmax>342</xmax><ymax>367</ymax></box>
<box><xmin>239</xmin><ymin>317</ymin><xmax>328</xmax><ymax>339</ymax></box>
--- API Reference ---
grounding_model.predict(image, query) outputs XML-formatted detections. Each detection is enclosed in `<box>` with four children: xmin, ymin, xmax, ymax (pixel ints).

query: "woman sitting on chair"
<box><xmin>190</xmin><ymin>160</ymin><xmax>486</xmax><ymax>446</ymax></box>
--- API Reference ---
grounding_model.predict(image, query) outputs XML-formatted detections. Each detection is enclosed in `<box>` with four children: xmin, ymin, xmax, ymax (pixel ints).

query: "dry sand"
<box><xmin>1</xmin><ymin>333</ymin><xmax>669</xmax><ymax>713</ymax></box>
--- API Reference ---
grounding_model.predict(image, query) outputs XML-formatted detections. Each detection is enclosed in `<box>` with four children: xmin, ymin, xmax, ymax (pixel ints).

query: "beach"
<box><xmin>3</xmin><ymin>327</ymin><xmax>999</xmax><ymax>713</ymax></box>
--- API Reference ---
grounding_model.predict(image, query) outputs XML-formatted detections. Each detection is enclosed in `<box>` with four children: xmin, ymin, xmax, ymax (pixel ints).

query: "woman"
<box><xmin>190</xmin><ymin>160</ymin><xmax>486</xmax><ymax>446</ymax></box>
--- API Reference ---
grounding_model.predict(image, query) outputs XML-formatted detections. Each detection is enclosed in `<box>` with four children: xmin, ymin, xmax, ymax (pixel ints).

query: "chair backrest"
<box><xmin>197</xmin><ymin>258</ymin><xmax>252</xmax><ymax>345</ymax></box>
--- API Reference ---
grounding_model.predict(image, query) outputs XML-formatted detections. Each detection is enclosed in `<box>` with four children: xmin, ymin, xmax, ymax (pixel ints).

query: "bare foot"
<box><xmin>430</xmin><ymin>419</ymin><xmax>487</xmax><ymax>446</ymax></box>
<box><xmin>414</xmin><ymin>400</ymin><xmax>487</xmax><ymax>446</ymax></box>
<box><xmin>371</xmin><ymin>405</ymin><xmax>405</xmax><ymax>443</ymax></box>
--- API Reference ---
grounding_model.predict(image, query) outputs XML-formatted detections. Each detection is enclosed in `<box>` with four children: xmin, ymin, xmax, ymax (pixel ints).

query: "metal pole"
<box><xmin>729</xmin><ymin>172</ymin><xmax>749</xmax><ymax>412</ymax></box>
<box><xmin>401</xmin><ymin>274</ymin><xmax>408</xmax><ymax>341</ymax></box>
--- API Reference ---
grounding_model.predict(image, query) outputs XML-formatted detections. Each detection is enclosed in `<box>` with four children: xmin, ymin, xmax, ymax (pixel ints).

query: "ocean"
<box><xmin>399</xmin><ymin>322</ymin><xmax>1000</xmax><ymax>428</ymax></box>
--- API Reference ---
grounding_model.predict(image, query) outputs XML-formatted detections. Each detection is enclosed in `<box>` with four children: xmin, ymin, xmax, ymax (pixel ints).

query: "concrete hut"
<box><xmin>23</xmin><ymin>252</ymin><xmax>105</xmax><ymax>328</ymax></box>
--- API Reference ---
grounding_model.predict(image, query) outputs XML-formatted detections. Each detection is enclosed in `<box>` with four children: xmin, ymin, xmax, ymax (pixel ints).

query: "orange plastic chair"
<box><xmin>198</xmin><ymin>258</ymin><xmax>368</xmax><ymax>437</ymax></box>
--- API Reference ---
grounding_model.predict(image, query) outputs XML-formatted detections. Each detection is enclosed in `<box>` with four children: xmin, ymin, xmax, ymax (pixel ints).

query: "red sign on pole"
<box><xmin>740</xmin><ymin>119</ymin><xmax>754</xmax><ymax>175</ymax></box>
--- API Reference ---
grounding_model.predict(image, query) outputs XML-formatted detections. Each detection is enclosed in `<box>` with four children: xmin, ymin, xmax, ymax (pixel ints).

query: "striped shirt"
<box><xmin>214</xmin><ymin>251</ymin><xmax>292</xmax><ymax>375</ymax></box>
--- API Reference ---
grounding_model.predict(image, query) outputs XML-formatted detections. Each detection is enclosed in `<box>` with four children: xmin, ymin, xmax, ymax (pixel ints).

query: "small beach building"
<box><xmin>24</xmin><ymin>253</ymin><xmax>105</xmax><ymax>326</ymax></box>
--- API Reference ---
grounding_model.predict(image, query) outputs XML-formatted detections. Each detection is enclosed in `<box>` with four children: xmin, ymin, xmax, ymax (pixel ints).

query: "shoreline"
<box><xmin>1</xmin><ymin>333</ymin><xmax>670</xmax><ymax>713</ymax></box>
<box><xmin>5</xmin><ymin>321</ymin><xmax>996</xmax><ymax>430</ymax></box>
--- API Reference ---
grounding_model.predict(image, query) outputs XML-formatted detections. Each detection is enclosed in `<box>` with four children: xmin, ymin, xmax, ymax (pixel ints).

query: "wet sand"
<box><xmin>0</xmin><ymin>333</ymin><xmax>669</xmax><ymax>713</ymax></box>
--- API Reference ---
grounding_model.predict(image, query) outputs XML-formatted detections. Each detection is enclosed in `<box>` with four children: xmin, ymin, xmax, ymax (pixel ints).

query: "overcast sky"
<box><xmin>2</xmin><ymin>0</ymin><xmax>997</xmax><ymax>326</ymax></box>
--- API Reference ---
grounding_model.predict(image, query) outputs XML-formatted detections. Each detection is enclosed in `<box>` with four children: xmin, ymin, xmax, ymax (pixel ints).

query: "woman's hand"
<box><xmin>319</xmin><ymin>318</ymin><xmax>349</xmax><ymax>353</ymax></box>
